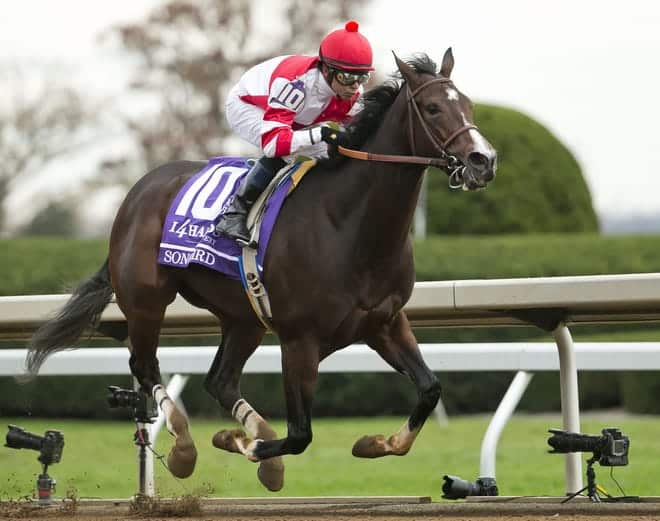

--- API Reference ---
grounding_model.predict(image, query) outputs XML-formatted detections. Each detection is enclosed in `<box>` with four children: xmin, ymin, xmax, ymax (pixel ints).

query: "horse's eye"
<box><xmin>426</xmin><ymin>104</ymin><xmax>441</xmax><ymax>115</ymax></box>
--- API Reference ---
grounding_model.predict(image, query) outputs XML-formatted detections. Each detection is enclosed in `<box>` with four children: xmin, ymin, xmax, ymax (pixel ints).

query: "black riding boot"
<box><xmin>215</xmin><ymin>156</ymin><xmax>285</xmax><ymax>245</ymax></box>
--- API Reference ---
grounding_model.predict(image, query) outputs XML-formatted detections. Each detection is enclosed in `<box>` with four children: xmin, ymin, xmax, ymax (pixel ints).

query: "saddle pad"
<box><xmin>157</xmin><ymin>156</ymin><xmax>310</xmax><ymax>280</ymax></box>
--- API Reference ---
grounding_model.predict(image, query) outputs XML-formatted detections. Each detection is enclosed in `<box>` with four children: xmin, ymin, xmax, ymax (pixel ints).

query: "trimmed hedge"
<box><xmin>1</xmin><ymin>235</ymin><xmax>659</xmax><ymax>417</ymax></box>
<box><xmin>425</xmin><ymin>104</ymin><xmax>599</xmax><ymax>235</ymax></box>
<box><xmin>0</xmin><ymin>238</ymin><xmax>108</xmax><ymax>296</ymax></box>
<box><xmin>415</xmin><ymin>233</ymin><xmax>660</xmax><ymax>280</ymax></box>
<box><xmin>3</xmin><ymin>234</ymin><xmax>660</xmax><ymax>296</ymax></box>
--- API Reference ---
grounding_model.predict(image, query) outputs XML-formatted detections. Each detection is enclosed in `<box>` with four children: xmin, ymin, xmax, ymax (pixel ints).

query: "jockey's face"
<box><xmin>322</xmin><ymin>64</ymin><xmax>365</xmax><ymax>100</ymax></box>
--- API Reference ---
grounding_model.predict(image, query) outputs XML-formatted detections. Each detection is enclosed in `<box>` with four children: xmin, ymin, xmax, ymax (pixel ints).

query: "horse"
<box><xmin>26</xmin><ymin>49</ymin><xmax>497</xmax><ymax>492</ymax></box>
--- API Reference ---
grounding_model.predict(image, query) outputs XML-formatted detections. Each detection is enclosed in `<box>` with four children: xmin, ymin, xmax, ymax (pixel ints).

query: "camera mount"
<box><xmin>5</xmin><ymin>425</ymin><xmax>64</xmax><ymax>505</ymax></box>
<box><xmin>562</xmin><ymin>454</ymin><xmax>602</xmax><ymax>503</ymax></box>
<box><xmin>107</xmin><ymin>385</ymin><xmax>158</xmax><ymax>496</ymax></box>
<box><xmin>547</xmin><ymin>427</ymin><xmax>638</xmax><ymax>503</ymax></box>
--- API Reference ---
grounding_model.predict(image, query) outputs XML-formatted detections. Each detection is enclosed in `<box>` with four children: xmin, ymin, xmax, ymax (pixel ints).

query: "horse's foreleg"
<box><xmin>353</xmin><ymin>311</ymin><xmax>441</xmax><ymax>458</ymax></box>
<box><xmin>204</xmin><ymin>321</ymin><xmax>285</xmax><ymax>491</ymax></box>
<box><xmin>151</xmin><ymin>383</ymin><xmax>197</xmax><ymax>478</ymax></box>
<box><xmin>248</xmin><ymin>336</ymin><xmax>320</xmax><ymax>461</ymax></box>
<box><xmin>127</xmin><ymin>313</ymin><xmax>197</xmax><ymax>479</ymax></box>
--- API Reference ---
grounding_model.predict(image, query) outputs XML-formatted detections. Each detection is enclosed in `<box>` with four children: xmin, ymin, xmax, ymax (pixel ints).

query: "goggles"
<box><xmin>331</xmin><ymin>68</ymin><xmax>371</xmax><ymax>86</ymax></box>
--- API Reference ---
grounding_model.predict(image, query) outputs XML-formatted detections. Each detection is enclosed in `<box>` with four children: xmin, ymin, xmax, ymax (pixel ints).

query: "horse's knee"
<box><xmin>286</xmin><ymin>430</ymin><xmax>312</xmax><ymax>455</ymax></box>
<box><xmin>128</xmin><ymin>354</ymin><xmax>160</xmax><ymax>392</ymax></box>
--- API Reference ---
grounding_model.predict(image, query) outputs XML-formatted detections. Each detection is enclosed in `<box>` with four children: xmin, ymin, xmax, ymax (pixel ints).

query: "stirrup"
<box><xmin>215</xmin><ymin>212</ymin><xmax>250</xmax><ymax>243</ymax></box>
<box><xmin>236</xmin><ymin>236</ymin><xmax>257</xmax><ymax>249</ymax></box>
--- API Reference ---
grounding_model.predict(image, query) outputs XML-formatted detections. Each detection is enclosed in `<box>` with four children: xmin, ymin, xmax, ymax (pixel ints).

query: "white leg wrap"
<box><xmin>232</xmin><ymin>399</ymin><xmax>265</xmax><ymax>438</ymax></box>
<box><xmin>153</xmin><ymin>384</ymin><xmax>175</xmax><ymax>433</ymax></box>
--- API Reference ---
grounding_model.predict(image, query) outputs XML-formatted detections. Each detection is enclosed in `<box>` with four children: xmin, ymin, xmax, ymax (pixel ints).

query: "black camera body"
<box><xmin>107</xmin><ymin>385</ymin><xmax>157</xmax><ymax>423</ymax></box>
<box><xmin>548</xmin><ymin>427</ymin><xmax>629</xmax><ymax>466</ymax></box>
<box><xmin>107</xmin><ymin>385</ymin><xmax>144</xmax><ymax>409</ymax></box>
<box><xmin>441</xmin><ymin>475</ymin><xmax>498</xmax><ymax>499</ymax></box>
<box><xmin>5</xmin><ymin>425</ymin><xmax>64</xmax><ymax>466</ymax></box>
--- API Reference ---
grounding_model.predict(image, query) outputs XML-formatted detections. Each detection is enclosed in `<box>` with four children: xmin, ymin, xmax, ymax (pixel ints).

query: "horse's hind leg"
<box><xmin>203</xmin><ymin>320</ymin><xmax>285</xmax><ymax>491</ymax></box>
<box><xmin>353</xmin><ymin>310</ymin><xmax>441</xmax><ymax>458</ymax></box>
<box><xmin>126</xmin><ymin>310</ymin><xmax>197</xmax><ymax>479</ymax></box>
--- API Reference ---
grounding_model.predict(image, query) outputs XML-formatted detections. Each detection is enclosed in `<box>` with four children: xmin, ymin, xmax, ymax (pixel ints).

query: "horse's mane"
<box><xmin>345</xmin><ymin>53</ymin><xmax>438</xmax><ymax>148</ymax></box>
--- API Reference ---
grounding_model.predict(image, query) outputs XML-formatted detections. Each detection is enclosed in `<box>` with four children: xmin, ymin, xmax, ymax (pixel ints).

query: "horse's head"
<box><xmin>394</xmin><ymin>49</ymin><xmax>497</xmax><ymax>190</ymax></box>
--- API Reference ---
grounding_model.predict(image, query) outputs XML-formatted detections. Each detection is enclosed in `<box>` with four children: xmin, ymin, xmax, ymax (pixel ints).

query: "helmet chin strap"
<box><xmin>320</xmin><ymin>63</ymin><xmax>335</xmax><ymax>87</ymax></box>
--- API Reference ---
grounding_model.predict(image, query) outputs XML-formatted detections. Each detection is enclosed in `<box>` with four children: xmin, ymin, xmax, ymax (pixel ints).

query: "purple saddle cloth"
<box><xmin>157</xmin><ymin>156</ymin><xmax>296</xmax><ymax>280</ymax></box>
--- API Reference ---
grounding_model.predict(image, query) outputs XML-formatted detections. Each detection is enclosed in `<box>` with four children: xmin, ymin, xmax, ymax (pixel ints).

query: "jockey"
<box><xmin>215</xmin><ymin>20</ymin><xmax>374</xmax><ymax>245</ymax></box>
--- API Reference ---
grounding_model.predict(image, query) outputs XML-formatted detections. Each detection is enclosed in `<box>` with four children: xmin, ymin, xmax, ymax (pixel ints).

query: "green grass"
<box><xmin>1</xmin><ymin>414</ymin><xmax>658</xmax><ymax>501</ymax></box>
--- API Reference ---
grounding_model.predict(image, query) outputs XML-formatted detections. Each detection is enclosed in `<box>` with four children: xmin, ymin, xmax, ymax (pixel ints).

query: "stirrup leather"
<box><xmin>239</xmin><ymin>249</ymin><xmax>273</xmax><ymax>330</ymax></box>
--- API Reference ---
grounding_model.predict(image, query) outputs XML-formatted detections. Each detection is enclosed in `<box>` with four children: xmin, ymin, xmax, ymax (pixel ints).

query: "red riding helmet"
<box><xmin>319</xmin><ymin>20</ymin><xmax>374</xmax><ymax>72</ymax></box>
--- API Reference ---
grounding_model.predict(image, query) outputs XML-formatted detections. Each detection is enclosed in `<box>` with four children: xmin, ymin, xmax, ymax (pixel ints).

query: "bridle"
<box><xmin>337</xmin><ymin>77</ymin><xmax>477</xmax><ymax>189</ymax></box>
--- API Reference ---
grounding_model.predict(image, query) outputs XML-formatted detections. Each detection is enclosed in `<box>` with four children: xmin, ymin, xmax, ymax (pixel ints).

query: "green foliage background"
<box><xmin>3</xmin><ymin>234</ymin><xmax>659</xmax><ymax>296</ymax></box>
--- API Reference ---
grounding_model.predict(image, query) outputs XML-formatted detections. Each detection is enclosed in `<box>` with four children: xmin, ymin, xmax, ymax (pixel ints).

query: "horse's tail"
<box><xmin>25</xmin><ymin>259</ymin><xmax>114</xmax><ymax>377</ymax></box>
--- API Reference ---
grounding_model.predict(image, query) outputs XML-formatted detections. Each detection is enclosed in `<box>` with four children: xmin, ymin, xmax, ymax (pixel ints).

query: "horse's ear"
<box><xmin>392</xmin><ymin>51</ymin><xmax>422</xmax><ymax>89</ymax></box>
<box><xmin>440</xmin><ymin>47</ymin><xmax>454</xmax><ymax>78</ymax></box>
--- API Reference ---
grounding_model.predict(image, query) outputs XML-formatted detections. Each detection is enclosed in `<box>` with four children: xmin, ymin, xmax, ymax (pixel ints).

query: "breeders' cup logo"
<box><xmin>168</xmin><ymin>219</ymin><xmax>215</xmax><ymax>239</ymax></box>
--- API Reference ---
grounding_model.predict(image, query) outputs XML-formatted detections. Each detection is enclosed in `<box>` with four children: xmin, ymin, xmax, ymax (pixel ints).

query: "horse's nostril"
<box><xmin>468</xmin><ymin>152</ymin><xmax>488</xmax><ymax>170</ymax></box>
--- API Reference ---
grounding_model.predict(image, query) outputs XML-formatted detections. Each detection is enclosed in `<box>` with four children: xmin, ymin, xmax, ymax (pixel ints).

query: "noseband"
<box><xmin>338</xmin><ymin>76</ymin><xmax>477</xmax><ymax>188</ymax></box>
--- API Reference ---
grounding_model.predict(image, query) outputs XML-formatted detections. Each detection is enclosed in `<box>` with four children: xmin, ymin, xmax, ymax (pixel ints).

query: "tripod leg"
<box><xmin>586</xmin><ymin>458</ymin><xmax>601</xmax><ymax>502</ymax></box>
<box><xmin>561</xmin><ymin>486</ymin><xmax>588</xmax><ymax>504</ymax></box>
<box><xmin>562</xmin><ymin>457</ymin><xmax>601</xmax><ymax>504</ymax></box>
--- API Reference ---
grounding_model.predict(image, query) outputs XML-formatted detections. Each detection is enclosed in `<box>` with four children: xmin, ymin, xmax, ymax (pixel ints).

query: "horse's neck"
<box><xmin>347</xmin><ymin>95</ymin><xmax>425</xmax><ymax>257</ymax></box>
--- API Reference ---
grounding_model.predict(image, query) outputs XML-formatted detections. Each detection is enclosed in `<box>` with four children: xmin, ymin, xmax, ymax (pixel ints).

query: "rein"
<box><xmin>336</xmin><ymin>146</ymin><xmax>451</xmax><ymax>168</ymax></box>
<box><xmin>337</xmin><ymin>77</ymin><xmax>477</xmax><ymax>189</ymax></box>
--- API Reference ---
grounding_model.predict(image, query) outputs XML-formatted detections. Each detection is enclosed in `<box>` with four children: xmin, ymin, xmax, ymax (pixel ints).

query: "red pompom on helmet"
<box><xmin>319</xmin><ymin>20</ymin><xmax>374</xmax><ymax>71</ymax></box>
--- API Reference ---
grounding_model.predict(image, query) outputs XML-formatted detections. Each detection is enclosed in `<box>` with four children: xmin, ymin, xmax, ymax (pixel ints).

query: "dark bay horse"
<box><xmin>26</xmin><ymin>50</ymin><xmax>496</xmax><ymax>491</ymax></box>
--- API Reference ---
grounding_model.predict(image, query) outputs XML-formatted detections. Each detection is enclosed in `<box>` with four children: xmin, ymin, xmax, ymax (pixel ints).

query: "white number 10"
<box><xmin>174</xmin><ymin>165</ymin><xmax>245</xmax><ymax>220</ymax></box>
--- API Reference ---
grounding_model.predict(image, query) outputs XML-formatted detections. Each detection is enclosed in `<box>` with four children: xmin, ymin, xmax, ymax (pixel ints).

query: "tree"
<box><xmin>21</xmin><ymin>200</ymin><xmax>78</xmax><ymax>236</ymax></box>
<box><xmin>106</xmin><ymin>0</ymin><xmax>367</xmax><ymax>173</ymax></box>
<box><xmin>0</xmin><ymin>73</ymin><xmax>92</xmax><ymax>232</ymax></box>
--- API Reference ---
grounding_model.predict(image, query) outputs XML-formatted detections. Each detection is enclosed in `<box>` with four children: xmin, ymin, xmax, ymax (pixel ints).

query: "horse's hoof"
<box><xmin>352</xmin><ymin>434</ymin><xmax>388</xmax><ymax>458</ymax></box>
<box><xmin>168</xmin><ymin>440</ymin><xmax>197</xmax><ymax>478</ymax></box>
<box><xmin>257</xmin><ymin>457</ymin><xmax>285</xmax><ymax>492</ymax></box>
<box><xmin>212</xmin><ymin>429</ymin><xmax>247</xmax><ymax>454</ymax></box>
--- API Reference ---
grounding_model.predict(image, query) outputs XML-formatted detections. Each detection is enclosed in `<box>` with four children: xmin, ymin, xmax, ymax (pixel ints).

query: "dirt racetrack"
<box><xmin>2</xmin><ymin>496</ymin><xmax>660</xmax><ymax>521</ymax></box>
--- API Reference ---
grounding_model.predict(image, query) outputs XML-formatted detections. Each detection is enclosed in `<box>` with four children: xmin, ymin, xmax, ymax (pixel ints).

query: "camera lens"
<box><xmin>442</xmin><ymin>475</ymin><xmax>485</xmax><ymax>499</ymax></box>
<box><xmin>5</xmin><ymin>425</ymin><xmax>44</xmax><ymax>451</ymax></box>
<box><xmin>547</xmin><ymin>430</ymin><xmax>600</xmax><ymax>453</ymax></box>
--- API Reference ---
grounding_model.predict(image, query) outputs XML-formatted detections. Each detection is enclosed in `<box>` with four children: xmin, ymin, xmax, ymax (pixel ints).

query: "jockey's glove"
<box><xmin>320</xmin><ymin>126</ymin><xmax>351</xmax><ymax>148</ymax></box>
